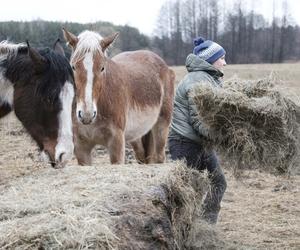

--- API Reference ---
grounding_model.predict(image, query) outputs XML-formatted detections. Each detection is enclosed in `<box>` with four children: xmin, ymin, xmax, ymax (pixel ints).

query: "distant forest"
<box><xmin>1</xmin><ymin>0</ymin><xmax>299</xmax><ymax>65</ymax></box>
<box><xmin>0</xmin><ymin>21</ymin><xmax>150</xmax><ymax>60</ymax></box>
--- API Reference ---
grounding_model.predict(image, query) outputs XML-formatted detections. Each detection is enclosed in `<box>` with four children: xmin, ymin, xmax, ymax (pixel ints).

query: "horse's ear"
<box><xmin>53</xmin><ymin>38</ymin><xmax>65</xmax><ymax>56</ymax></box>
<box><xmin>100</xmin><ymin>32</ymin><xmax>119</xmax><ymax>52</ymax></box>
<box><xmin>62</xmin><ymin>28</ymin><xmax>78</xmax><ymax>49</ymax></box>
<box><xmin>26</xmin><ymin>40</ymin><xmax>47</xmax><ymax>71</ymax></box>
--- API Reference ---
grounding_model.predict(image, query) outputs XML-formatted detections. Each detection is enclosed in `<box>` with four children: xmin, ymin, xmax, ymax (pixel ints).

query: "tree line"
<box><xmin>153</xmin><ymin>0</ymin><xmax>300</xmax><ymax>65</ymax></box>
<box><xmin>0</xmin><ymin>0</ymin><xmax>299</xmax><ymax>65</ymax></box>
<box><xmin>0</xmin><ymin>20</ymin><xmax>150</xmax><ymax>59</ymax></box>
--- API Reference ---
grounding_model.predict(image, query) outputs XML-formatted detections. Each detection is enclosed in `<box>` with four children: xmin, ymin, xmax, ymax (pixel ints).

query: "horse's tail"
<box><xmin>164</xmin><ymin>67</ymin><xmax>175</xmax><ymax>97</ymax></box>
<box><xmin>0</xmin><ymin>41</ymin><xmax>25</xmax><ymax>55</ymax></box>
<box><xmin>159</xmin><ymin>67</ymin><xmax>175</xmax><ymax>122</ymax></box>
<box><xmin>168</xmin><ymin>68</ymin><xmax>176</xmax><ymax>93</ymax></box>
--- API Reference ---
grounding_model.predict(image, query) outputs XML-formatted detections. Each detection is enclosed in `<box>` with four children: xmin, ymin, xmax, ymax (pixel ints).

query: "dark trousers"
<box><xmin>168</xmin><ymin>136</ymin><xmax>227</xmax><ymax>224</ymax></box>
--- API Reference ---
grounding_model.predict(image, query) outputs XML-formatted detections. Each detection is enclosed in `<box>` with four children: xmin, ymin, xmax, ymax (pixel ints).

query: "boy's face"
<box><xmin>213</xmin><ymin>55</ymin><xmax>226</xmax><ymax>72</ymax></box>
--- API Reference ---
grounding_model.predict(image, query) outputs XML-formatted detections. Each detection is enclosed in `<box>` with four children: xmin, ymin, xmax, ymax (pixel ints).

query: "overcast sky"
<box><xmin>0</xmin><ymin>0</ymin><xmax>299</xmax><ymax>35</ymax></box>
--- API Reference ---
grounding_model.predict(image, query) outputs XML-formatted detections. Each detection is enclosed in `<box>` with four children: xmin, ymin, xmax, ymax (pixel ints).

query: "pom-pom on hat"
<box><xmin>193</xmin><ymin>37</ymin><xmax>226</xmax><ymax>64</ymax></box>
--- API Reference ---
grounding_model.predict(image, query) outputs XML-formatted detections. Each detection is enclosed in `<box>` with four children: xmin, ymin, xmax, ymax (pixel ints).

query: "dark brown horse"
<box><xmin>63</xmin><ymin>29</ymin><xmax>175</xmax><ymax>165</ymax></box>
<box><xmin>0</xmin><ymin>40</ymin><xmax>75</xmax><ymax>168</ymax></box>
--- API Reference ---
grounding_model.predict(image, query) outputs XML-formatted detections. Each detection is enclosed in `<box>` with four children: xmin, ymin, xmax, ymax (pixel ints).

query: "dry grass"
<box><xmin>0</xmin><ymin>157</ymin><xmax>221</xmax><ymax>249</ymax></box>
<box><xmin>1</xmin><ymin>115</ymin><xmax>232</xmax><ymax>249</ymax></box>
<box><xmin>0</xmin><ymin>63</ymin><xmax>299</xmax><ymax>249</ymax></box>
<box><xmin>219</xmin><ymin>168</ymin><xmax>300</xmax><ymax>249</ymax></box>
<box><xmin>191</xmin><ymin>77</ymin><xmax>300</xmax><ymax>174</ymax></box>
<box><xmin>1</xmin><ymin>109</ymin><xmax>299</xmax><ymax>250</ymax></box>
<box><xmin>0</xmin><ymin>114</ymin><xmax>47</xmax><ymax>185</ymax></box>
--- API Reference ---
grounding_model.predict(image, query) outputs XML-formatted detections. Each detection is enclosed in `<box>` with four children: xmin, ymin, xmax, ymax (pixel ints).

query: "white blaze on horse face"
<box><xmin>0</xmin><ymin>68</ymin><xmax>14</xmax><ymax>106</ymax></box>
<box><xmin>83</xmin><ymin>52</ymin><xmax>94</xmax><ymax>108</ymax></box>
<box><xmin>79</xmin><ymin>51</ymin><xmax>97</xmax><ymax>116</ymax></box>
<box><xmin>125</xmin><ymin>106</ymin><xmax>161</xmax><ymax>141</ymax></box>
<box><xmin>55</xmin><ymin>81</ymin><xmax>75</xmax><ymax>166</ymax></box>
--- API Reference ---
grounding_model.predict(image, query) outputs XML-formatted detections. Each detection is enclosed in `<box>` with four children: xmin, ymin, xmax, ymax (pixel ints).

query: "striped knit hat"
<box><xmin>193</xmin><ymin>37</ymin><xmax>226</xmax><ymax>64</ymax></box>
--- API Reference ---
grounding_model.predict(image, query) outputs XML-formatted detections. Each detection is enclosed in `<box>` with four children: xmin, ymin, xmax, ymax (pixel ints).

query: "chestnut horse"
<box><xmin>0</xmin><ymin>40</ymin><xmax>75</xmax><ymax>168</ymax></box>
<box><xmin>63</xmin><ymin>29</ymin><xmax>175</xmax><ymax>165</ymax></box>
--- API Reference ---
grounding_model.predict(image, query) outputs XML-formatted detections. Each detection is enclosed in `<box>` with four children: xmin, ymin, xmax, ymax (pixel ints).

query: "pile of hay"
<box><xmin>192</xmin><ymin>77</ymin><xmax>300</xmax><ymax>174</ymax></box>
<box><xmin>0</xmin><ymin>163</ymin><xmax>233</xmax><ymax>249</ymax></box>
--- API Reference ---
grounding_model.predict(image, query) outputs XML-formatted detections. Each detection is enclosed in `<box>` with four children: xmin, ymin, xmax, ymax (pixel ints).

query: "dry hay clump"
<box><xmin>0</xmin><ymin>163</ymin><xmax>232</xmax><ymax>250</ymax></box>
<box><xmin>192</xmin><ymin>77</ymin><xmax>300</xmax><ymax>174</ymax></box>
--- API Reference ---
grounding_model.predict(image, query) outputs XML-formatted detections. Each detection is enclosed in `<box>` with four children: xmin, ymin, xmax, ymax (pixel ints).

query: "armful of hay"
<box><xmin>187</xmin><ymin>89</ymin><xmax>215</xmax><ymax>143</ymax></box>
<box><xmin>191</xmin><ymin>79</ymin><xmax>300</xmax><ymax>174</ymax></box>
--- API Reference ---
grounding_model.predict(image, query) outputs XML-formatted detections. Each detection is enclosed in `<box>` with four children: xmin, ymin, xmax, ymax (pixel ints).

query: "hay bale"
<box><xmin>0</xmin><ymin>163</ymin><xmax>233</xmax><ymax>249</ymax></box>
<box><xmin>192</xmin><ymin>78</ymin><xmax>300</xmax><ymax>174</ymax></box>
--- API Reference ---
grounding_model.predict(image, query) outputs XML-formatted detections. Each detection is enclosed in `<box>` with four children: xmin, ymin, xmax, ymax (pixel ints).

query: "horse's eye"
<box><xmin>72</xmin><ymin>65</ymin><xmax>76</xmax><ymax>71</ymax></box>
<box><xmin>101</xmin><ymin>66</ymin><xmax>105</xmax><ymax>72</ymax></box>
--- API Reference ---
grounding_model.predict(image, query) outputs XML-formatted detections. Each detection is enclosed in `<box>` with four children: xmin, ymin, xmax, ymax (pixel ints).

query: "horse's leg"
<box><xmin>146</xmin><ymin>69</ymin><xmax>174</xmax><ymax>163</ymax></box>
<box><xmin>130</xmin><ymin>139</ymin><xmax>146</xmax><ymax>164</ymax></box>
<box><xmin>148</xmin><ymin>117</ymin><xmax>170</xmax><ymax>163</ymax></box>
<box><xmin>0</xmin><ymin>103</ymin><xmax>12</xmax><ymax>119</ymax></box>
<box><xmin>74</xmin><ymin>140</ymin><xmax>94</xmax><ymax>166</ymax></box>
<box><xmin>142</xmin><ymin>130</ymin><xmax>156</xmax><ymax>164</ymax></box>
<box><xmin>130</xmin><ymin>131</ymin><xmax>156</xmax><ymax>164</ymax></box>
<box><xmin>107</xmin><ymin>129</ymin><xmax>125</xmax><ymax>164</ymax></box>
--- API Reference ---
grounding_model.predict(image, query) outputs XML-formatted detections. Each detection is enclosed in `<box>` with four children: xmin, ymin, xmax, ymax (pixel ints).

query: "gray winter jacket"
<box><xmin>169</xmin><ymin>54</ymin><xmax>223</xmax><ymax>144</ymax></box>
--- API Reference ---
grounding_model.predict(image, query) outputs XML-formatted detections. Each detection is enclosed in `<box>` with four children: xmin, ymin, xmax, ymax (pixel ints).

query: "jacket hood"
<box><xmin>185</xmin><ymin>53</ymin><xmax>223</xmax><ymax>78</ymax></box>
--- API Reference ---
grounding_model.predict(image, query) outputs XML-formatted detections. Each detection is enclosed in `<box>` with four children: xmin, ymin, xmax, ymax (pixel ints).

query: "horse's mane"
<box><xmin>4</xmin><ymin>47</ymin><xmax>74</xmax><ymax>104</ymax></box>
<box><xmin>71</xmin><ymin>31</ymin><xmax>103</xmax><ymax>64</ymax></box>
<box><xmin>0</xmin><ymin>41</ymin><xmax>26</xmax><ymax>55</ymax></box>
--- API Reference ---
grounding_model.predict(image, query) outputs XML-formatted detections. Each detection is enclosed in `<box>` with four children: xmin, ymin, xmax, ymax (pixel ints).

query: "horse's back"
<box><xmin>112</xmin><ymin>50</ymin><xmax>169</xmax><ymax>74</ymax></box>
<box><xmin>112</xmin><ymin>50</ymin><xmax>174</xmax><ymax>93</ymax></box>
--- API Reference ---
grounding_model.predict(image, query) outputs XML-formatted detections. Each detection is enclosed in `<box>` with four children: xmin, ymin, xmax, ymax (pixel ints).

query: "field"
<box><xmin>173</xmin><ymin>63</ymin><xmax>300</xmax><ymax>105</ymax></box>
<box><xmin>0</xmin><ymin>63</ymin><xmax>300</xmax><ymax>249</ymax></box>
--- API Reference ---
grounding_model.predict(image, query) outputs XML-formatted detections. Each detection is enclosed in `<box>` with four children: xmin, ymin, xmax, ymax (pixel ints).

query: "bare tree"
<box><xmin>209</xmin><ymin>0</ymin><xmax>219</xmax><ymax>40</ymax></box>
<box><xmin>278</xmin><ymin>0</ymin><xmax>289</xmax><ymax>62</ymax></box>
<box><xmin>271</xmin><ymin>0</ymin><xmax>277</xmax><ymax>62</ymax></box>
<box><xmin>152</xmin><ymin>0</ymin><xmax>299</xmax><ymax>65</ymax></box>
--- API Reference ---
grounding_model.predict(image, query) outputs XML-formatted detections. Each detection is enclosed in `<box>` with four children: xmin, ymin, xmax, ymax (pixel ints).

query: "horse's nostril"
<box><xmin>93</xmin><ymin>111</ymin><xmax>97</xmax><ymax>118</ymax></box>
<box><xmin>78</xmin><ymin>110</ymin><xmax>82</xmax><ymax>119</ymax></box>
<box><xmin>59</xmin><ymin>152</ymin><xmax>65</xmax><ymax>163</ymax></box>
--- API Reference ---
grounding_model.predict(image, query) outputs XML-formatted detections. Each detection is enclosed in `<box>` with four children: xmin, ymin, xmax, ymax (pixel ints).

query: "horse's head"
<box><xmin>4</xmin><ymin>41</ymin><xmax>75</xmax><ymax>168</ymax></box>
<box><xmin>63</xmin><ymin>28</ymin><xmax>118</xmax><ymax>125</ymax></box>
